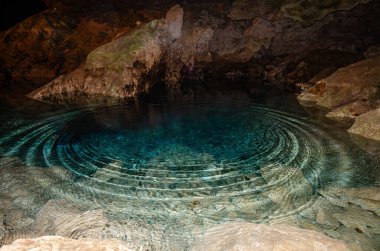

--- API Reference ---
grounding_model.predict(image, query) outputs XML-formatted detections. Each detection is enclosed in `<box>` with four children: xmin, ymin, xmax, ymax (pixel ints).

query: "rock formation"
<box><xmin>0</xmin><ymin>236</ymin><xmax>134</xmax><ymax>251</ymax></box>
<box><xmin>0</xmin><ymin>0</ymin><xmax>378</xmax><ymax>101</ymax></box>
<box><xmin>190</xmin><ymin>222</ymin><xmax>349</xmax><ymax>251</ymax></box>
<box><xmin>0</xmin><ymin>1</ymin><xmax>169</xmax><ymax>87</ymax></box>
<box><xmin>348</xmin><ymin>108</ymin><xmax>380</xmax><ymax>141</ymax></box>
<box><xmin>27</xmin><ymin>5</ymin><xmax>183</xmax><ymax>101</ymax></box>
<box><xmin>298</xmin><ymin>55</ymin><xmax>380</xmax><ymax>140</ymax></box>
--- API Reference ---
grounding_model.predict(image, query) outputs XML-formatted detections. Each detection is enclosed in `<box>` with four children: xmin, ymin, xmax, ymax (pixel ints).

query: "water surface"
<box><xmin>0</xmin><ymin>93</ymin><xmax>379</xmax><ymax>250</ymax></box>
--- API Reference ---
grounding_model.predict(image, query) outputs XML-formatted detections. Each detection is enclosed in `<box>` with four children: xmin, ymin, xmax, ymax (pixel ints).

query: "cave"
<box><xmin>0</xmin><ymin>0</ymin><xmax>379</xmax><ymax>250</ymax></box>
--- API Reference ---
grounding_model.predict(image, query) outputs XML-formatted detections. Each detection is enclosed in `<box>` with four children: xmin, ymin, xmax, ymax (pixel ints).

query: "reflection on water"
<box><xmin>0</xmin><ymin>93</ymin><xmax>379</xmax><ymax>250</ymax></box>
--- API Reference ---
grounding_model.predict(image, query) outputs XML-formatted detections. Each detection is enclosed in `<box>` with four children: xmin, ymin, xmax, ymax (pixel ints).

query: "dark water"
<box><xmin>0</xmin><ymin>93</ymin><xmax>379</xmax><ymax>250</ymax></box>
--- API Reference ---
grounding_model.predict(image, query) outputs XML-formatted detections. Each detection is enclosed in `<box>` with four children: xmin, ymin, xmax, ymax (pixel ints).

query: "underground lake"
<box><xmin>1</xmin><ymin>0</ymin><xmax>380</xmax><ymax>250</ymax></box>
<box><xmin>0</xmin><ymin>92</ymin><xmax>379</xmax><ymax>250</ymax></box>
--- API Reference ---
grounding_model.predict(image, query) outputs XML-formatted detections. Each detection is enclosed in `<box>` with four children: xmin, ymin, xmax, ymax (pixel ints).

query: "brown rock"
<box><xmin>298</xmin><ymin>56</ymin><xmax>380</xmax><ymax>123</ymax></box>
<box><xmin>164</xmin><ymin>4</ymin><xmax>184</xmax><ymax>40</ymax></box>
<box><xmin>299</xmin><ymin>56</ymin><xmax>380</xmax><ymax>110</ymax></box>
<box><xmin>28</xmin><ymin>6</ymin><xmax>184</xmax><ymax>103</ymax></box>
<box><xmin>0</xmin><ymin>236</ymin><xmax>134</xmax><ymax>251</ymax></box>
<box><xmin>348</xmin><ymin>108</ymin><xmax>380</xmax><ymax>141</ymax></box>
<box><xmin>316</xmin><ymin>208</ymin><xmax>340</xmax><ymax>229</ymax></box>
<box><xmin>190</xmin><ymin>222</ymin><xmax>349</xmax><ymax>251</ymax></box>
<box><xmin>333</xmin><ymin>206</ymin><xmax>380</xmax><ymax>236</ymax></box>
<box><xmin>321</xmin><ymin>187</ymin><xmax>380</xmax><ymax>216</ymax></box>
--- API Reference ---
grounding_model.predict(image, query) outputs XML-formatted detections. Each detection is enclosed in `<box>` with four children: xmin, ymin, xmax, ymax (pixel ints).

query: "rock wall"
<box><xmin>0</xmin><ymin>0</ymin><xmax>379</xmax><ymax>101</ymax></box>
<box><xmin>0</xmin><ymin>1</ymin><xmax>171</xmax><ymax>87</ymax></box>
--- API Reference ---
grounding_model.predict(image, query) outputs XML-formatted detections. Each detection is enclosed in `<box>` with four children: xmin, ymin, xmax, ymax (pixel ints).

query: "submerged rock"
<box><xmin>348</xmin><ymin>108</ymin><xmax>380</xmax><ymax>141</ymax></box>
<box><xmin>190</xmin><ymin>222</ymin><xmax>349</xmax><ymax>251</ymax></box>
<box><xmin>319</xmin><ymin>187</ymin><xmax>380</xmax><ymax>216</ymax></box>
<box><xmin>33</xmin><ymin>200</ymin><xmax>108</xmax><ymax>238</ymax></box>
<box><xmin>0</xmin><ymin>236</ymin><xmax>134</xmax><ymax>251</ymax></box>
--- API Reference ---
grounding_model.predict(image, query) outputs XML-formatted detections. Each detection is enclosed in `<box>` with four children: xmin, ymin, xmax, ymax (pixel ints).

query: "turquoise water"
<box><xmin>0</xmin><ymin>94</ymin><xmax>379</xmax><ymax>249</ymax></box>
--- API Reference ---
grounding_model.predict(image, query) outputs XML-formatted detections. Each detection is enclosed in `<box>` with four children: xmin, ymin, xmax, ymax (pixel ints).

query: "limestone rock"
<box><xmin>260</xmin><ymin>165</ymin><xmax>314</xmax><ymax>210</ymax></box>
<box><xmin>280</xmin><ymin>0</ymin><xmax>372</xmax><ymax>26</ymax></box>
<box><xmin>0</xmin><ymin>164</ymin><xmax>71</xmax><ymax>213</ymax></box>
<box><xmin>298</xmin><ymin>56</ymin><xmax>380</xmax><ymax>119</ymax></box>
<box><xmin>28</xmin><ymin>20</ymin><xmax>162</xmax><ymax>101</ymax></box>
<box><xmin>0</xmin><ymin>11</ymin><xmax>77</xmax><ymax>84</ymax></box>
<box><xmin>190</xmin><ymin>222</ymin><xmax>349</xmax><ymax>251</ymax></box>
<box><xmin>164</xmin><ymin>5</ymin><xmax>184</xmax><ymax>40</ymax></box>
<box><xmin>28</xmin><ymin>6</ymin><xmax>184</xmax><ymax>103</ymax></box>
<box><xmin>332</xmin><ymin>206</ymin><xmax>380</xmax><ymax>236</ymax></box>
<box><xmin>0</xmin><ymin>236</ymin><xmax>134</xmax><ymax>251</ymax></box>
<box><xmin>210</xmin><ymin>17</ymin><xmax>275</xmax><ymax>63</ymax></box>
<box><xmin>228</xmin><ymin>0</ymin><xmax>372</xmax><ymax>26</ymax></box>
<box><xmin>348</xmin><ymin>108</ymin><xmax>380</xmax><ymax>141</ymax></box>
<box><xmin>316</xmin><ymin>208</ymin><xmax>340</xmax><ymax>229</ymax></box>
<box><xmin>0</xmin><ymin>10</ymin><xmax>129</xmax><ymax>86</ymax></box>
<box><xmin>320</xmin><ymin>187</ymin><xmax>380</xmax><ymax>216</ymax></box>
<box><xmin>33</xmin><ymin>200</ymin><xmax>108</xmax><ymax>239</ymax></box>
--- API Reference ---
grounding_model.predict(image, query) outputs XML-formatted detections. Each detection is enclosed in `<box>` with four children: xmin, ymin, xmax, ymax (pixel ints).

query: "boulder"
<box><xmin>348</xmin><ymin>108</ymin><xmax>380</xmax><ymax>141</ymax></box>
<box><xmin>190</xmin><ymin>222</ymin><xmax>349</xmax><ymax>251</ymax></box>
<box><xmin>28</xmin><ymin>5</ymin><xmax>184</xmax><ymax>102</ymax></box>
<box><xmin>0</xmin><ymin>236</ymin><xmax>134</xmax><ymax>251</ymax></box>
<box><xmin>298</xmin><ymin>56</ymin><xmax>380</xmax><ymax>120</ymax></box>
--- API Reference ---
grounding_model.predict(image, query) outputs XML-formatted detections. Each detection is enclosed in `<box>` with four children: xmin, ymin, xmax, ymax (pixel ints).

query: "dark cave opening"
<box><xmin>0</xmin><ymin>0</ymin><xmax>47</xmax><ymax>31</ymax></box>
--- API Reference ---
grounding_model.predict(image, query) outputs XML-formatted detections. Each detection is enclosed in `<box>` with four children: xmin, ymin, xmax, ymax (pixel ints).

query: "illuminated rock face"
<box><xmin>27</xmin><ymin>5</ymin><xmax>183</xmax><ymax>101</ymax></box>
<box><xmin>298</xmin><ymin>56</ymin><xmax>380</xmax><ymax>140</ymax></box>
<box><xmin>1</xmin><ymin>0</ymin><xmax>379</xmax><ymax>100</ymax></box>
<box><xmin>190</xmin><ymin>222</ymin><xmax>349</xmax><ymax>251</ymax></box>
<box><xmin>348</xmin><ymin>108</ymin><xmax>380</xmax><ymax>141</ymax></box>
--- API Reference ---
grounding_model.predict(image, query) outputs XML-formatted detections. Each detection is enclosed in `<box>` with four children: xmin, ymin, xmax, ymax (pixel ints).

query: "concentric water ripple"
<box><xmin>0</xmin><ymin>98</ymin><xmax>351</xmax><ymax>213</ymax></box>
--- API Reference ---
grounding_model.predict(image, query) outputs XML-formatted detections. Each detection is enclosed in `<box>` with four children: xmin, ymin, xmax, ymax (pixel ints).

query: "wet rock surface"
<box><xmin>0</xmin><ymin>236</ymin><xmax>134</xmax><ymax>251</ymax></box>
<box><xmin>190</xmin><ymin>222</ymin><xmax>349</xmax><ymax>251</ymax></box>
<box><xmin>348</xmin><ymin>108</ymin><xmax>380</xmax><ymax>141</ymax></box>
<box><xmin>0</xmin><ymin>153</ymin><xmax>379</xmax><ymax>250</ymax></box>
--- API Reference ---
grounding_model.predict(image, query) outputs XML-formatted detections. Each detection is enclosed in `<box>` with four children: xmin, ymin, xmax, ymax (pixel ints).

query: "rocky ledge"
<box><xmin>298</xmin><ymin>55</ymin><xmax>380</xmax><ymax>141</ymax></box>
